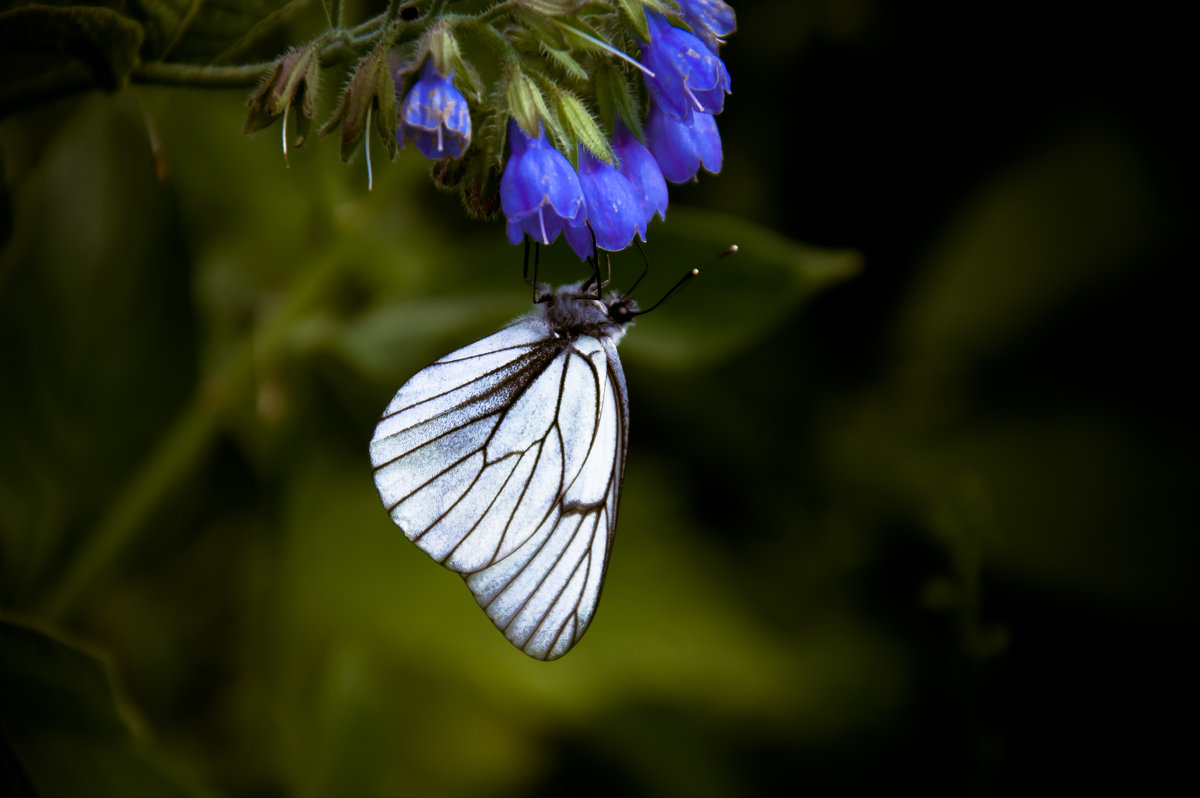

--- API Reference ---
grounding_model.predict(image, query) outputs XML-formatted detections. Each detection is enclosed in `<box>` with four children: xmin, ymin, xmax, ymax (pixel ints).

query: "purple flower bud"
<box><xmin>501</xmin><ymin>119</ymin><xmax>586</xmax><ymax>246</ymax></box>
<box><xmin>613</xmin><ymin>121</ymin><xmax>668</xmax><ymax>240</ymax></box>
<box><xmin>639</xmin><ymin>11</ymin><xmax>731</xmax><ymax>123</ymax></box>
<box><xmin>645</xmin><ymin>102</ymin><xmax>723</xmax><ymax>183</ymax></box>
<box><xmin>564</xmin><ymin>145</ymin><xmax>641</xmax><ymax>259</ymax></box>
<box><xmin>677</xmin><ymin>0</ymin><xmax>737</xmax><ymax>53</ymax></box>
<box><xmin>397</xmin><ymin>59</ymin><xmax>472</xmax><ymax>160</ymax></box>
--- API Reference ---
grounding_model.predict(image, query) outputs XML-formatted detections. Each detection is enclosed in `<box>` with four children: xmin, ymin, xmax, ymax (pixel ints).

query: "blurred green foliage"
<box><xmin>2</xmin><ymin>1</ymin><xmax>1197</xmax><ymax>796</ymax></box>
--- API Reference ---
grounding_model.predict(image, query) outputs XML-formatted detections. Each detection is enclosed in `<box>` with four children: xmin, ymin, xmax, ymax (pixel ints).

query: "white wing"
<box><xmin>370</xmin><ymin>318</ymin><xmax>628</xmax><ymax>660</ymax></box>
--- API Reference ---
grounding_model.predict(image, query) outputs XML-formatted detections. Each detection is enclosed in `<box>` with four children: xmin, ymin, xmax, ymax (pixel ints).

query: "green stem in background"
<box><xmin>129</xmin><ymin>4</ymin><xmax>429</xmax><ymax>90</ymax></box>
<box><xmin>133</xmin><ymin>60</ymin><xmax>279</xmax><ymax>88</ymax></box>
<box><xmin>36</xmin><ymin>251</ymin><xmax>350</xmax><ymax>621</ymax></box>
<box><xmin>132</xmin><ymin>20</ymin><xmax>370</xmax><ymax>89</ymax></box>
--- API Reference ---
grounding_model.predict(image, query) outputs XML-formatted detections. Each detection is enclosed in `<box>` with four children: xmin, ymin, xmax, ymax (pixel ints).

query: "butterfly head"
<box><xmin>604</xmin><ymin>293</ymin><xmax>639</xmax><ymax>325</ymax></box>
<box><xmin>539</xmin><ymin>282</ymin><xmax>638</xmax><ymax>341</ymax></box>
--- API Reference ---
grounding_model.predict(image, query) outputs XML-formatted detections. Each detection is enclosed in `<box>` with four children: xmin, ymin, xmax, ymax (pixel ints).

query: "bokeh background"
<box><xmin>2</xmin><ymin>1</ymin><xmax>1196</xmax><ymax>795</ymax></box>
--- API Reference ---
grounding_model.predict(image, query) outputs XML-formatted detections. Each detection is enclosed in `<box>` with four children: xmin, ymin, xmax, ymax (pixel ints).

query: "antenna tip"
<box><xmin>728</xmin><ymin>244</ymin><xmax>739</xmax><ymax>254</ymax></box>
<box><xmin>691</xmin><ymin>268</ymin><xmax>700</xmax><ymax>276</ymax></box>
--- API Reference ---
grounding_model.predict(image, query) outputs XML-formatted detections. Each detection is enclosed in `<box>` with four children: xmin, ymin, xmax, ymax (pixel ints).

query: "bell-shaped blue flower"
<box><xmin>645</xmin><ymin>101</ymin><xmax>723</xmax><ymax>183</ymax></box>
<box><xmin>501</xmin><ymin>119</ymin><xmax>586</xmax><ymax>246</ymax></box>
<box><xmin>613</xmin><ymin>121</ymin><xmax>668</xmax><ymax>240</ymax></box>
<box><xmin>564</xmin><ymin>145</ymin><xmax>641</xmax><ymax>259</ymax></box>
<box><xmin>639</xmin><ymin>11</ymin><xmax>731</xmax><ymax>122</ymax></box>
<box><xmin>677</xmin><ymin>0</ymin><xmax>737</xmax><ymax>53</ymax></box>
<box><xmin>397</xmin><ymin>59</ymin><xmax>472</xmax><ymax>160</ymax></box>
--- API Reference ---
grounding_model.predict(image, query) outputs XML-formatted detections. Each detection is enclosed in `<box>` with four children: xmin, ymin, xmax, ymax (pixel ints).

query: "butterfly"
<box><xmin>369</xmin><ymin>245</ymin><xmax>729</xmax><ymax>660</ymax></box>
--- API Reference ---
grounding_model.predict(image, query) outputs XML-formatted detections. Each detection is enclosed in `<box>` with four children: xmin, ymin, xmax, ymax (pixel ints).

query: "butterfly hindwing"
<box><xmin>467</xmin><ymin>338</ymin><xmax>627</xmax><ymax>659</ymax></box>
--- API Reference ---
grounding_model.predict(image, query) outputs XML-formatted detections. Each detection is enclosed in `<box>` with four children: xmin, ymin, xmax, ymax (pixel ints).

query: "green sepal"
<box><xmin>477</xmin><ymin>100</ymin><xmax>509</xmax><ymax>171</ymax></box>
<box><xmin>451</xmin><ymin>54</ymin><xmax>486</xmax><ymax>103</ymax></box>
<box><xmin>430</xmin><ymin>140</ymin><xmax>501</xmax><ymax>220</ymax></box>
<box><xmin>532</xmin><ymin>81</ymin><xmax>570</xmax><ymax>158</ymax></box>
<box><xmin>504</xmin><ymin>66</ymin><xmax>542</xmax><ymax>138</ymax></box>
<box><xmin>514</xmin><ymin>0</ymin><xmax>589</xmax><ymax>16</ymax></box>
<box><xmin>373</xmin><ymin>63</ymin><xmax>398</xmax><ymax>161</ymax></box>
<box><xmin>552</xmin><ymin>16</ymin><xmax>618</xmax><ymax>55</ymax></box>
<box><xmin>428</xmin><ymin>21</ymin><xmax>462</xmax><ymax>79</ymax></box>
<box><xmin>518</xmin><ymin>9</ymin><xmax>569</xmax><ymax>50</ymax></box>
<box><xmin>614</xmin><ymin>0</ymin><xmax>650</xmax><ymax>42</ymax></box>
<box><xmin>553</xmin><ymin>88</ymin><xmax>613</xmax><ymax>164</ymax></box>
<box><xmin>506</xmin><ymin>67</ymin><xmax>566</xmax><ymax>154</ymax></box>
<box><xmin>430</xmin><ymin>151</ymin><xmax>468</xmax><ymax>193</ymax></box>
<box><xmin>594</xmin><ymin>61</ymin><xmax>644</xmax><ymax>140</ymax></box>
<box><xmin>540</xmin><ymin>45</ymin><xmax>589</xmax><ymax>82</ymax></box>
<box><xmin>458</xmin><ymin>152</ymin><xmax>504</xmax><ymax>220</ymax></box>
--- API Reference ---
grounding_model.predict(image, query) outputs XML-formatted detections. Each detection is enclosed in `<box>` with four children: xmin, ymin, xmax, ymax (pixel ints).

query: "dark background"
<box><xmin>2</xmin><ymin>1</ymin><xmax>1196</xmax><ymax>795</ymax></box>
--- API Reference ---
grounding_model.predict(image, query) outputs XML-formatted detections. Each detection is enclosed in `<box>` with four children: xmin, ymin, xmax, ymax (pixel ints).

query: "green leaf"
<box><xmin>827</xmin><ymin>119</ymin><xmax>1186</xmax><ymax>608</ymax></box>
<box><xmin>622</xmin><ymin>207</ymin><xmax>861</xmax><ymax>369</ymax></box>
<box><xmin>131</xmin><ymin>0</ymin><xmax>300</xmax><ymax>63</ymax></box>
<box><xmin>0</xmin><ymin>4</ymin><xmax>144</xmax><ymax>114</ymax></box>
<box><xmin>0</xmin><ymin>618</ymin><xmax>203</xmax><ymax>797</ymax></box>
<box><xmin>895</xmin><ymin>121</ymin><xmax>1164</xmax><ymax>380</ymax></box>
<box><xmin>0</xmin><ymin>95</ymin><xmax>199</xmax><ymax>608</ymax></box>
<box><xmin>325</xmin><ymin>295</ymin><xmax>522</xmax><ymax>384</ymax></box>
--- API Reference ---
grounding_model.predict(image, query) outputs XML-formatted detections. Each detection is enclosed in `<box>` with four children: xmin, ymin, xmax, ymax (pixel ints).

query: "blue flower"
<box><xmin>397</xmin><ymin>59</ymin><xmax>472</xmax><ymax>160</ymax></box>
<box><xmin>645</xmin><ymin>101</ymin><xmax>723</xmax><ymax>183</ymax></box>
<box><xmin>564</xmin><ymin>145</ymin><xmax>641</xmax><ymax>259</ymax></box>
<box><xmin>639</xmin><ymin>11</ymin><xmax>731</xmax><ymax>123</ymax></box>
<box><xmin>501</xmin><ymin>119</ymin><xmax>586</xmax><ymax>246</ymax></box>
<box><xmin>677</xmin><ymin>0</ymin><xmax>737</xmax><ymax>53</ymax></box>
<box><xmin>613</xmin><ymin>121</ymin><xmax>668</xmax><ymax>240</ymax></box>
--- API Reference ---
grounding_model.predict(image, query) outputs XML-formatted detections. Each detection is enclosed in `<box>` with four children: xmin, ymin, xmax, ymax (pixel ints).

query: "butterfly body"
<box><xmin>370</xmin><ymin>281</ymin><xmax>636</xmax><ymax>660</ymax></box>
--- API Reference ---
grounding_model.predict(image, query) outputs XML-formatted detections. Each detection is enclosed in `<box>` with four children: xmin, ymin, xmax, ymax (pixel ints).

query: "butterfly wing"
<box><xmin>370</xmin><ymin>318</ymin><xmax>629</xmax><ymax>660</ymax></box>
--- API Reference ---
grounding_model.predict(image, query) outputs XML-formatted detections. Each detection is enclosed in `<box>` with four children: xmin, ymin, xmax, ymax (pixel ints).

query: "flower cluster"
<box><xmin>268</xmin><ymin>1</ymin><xmax>735</xmax><ymax>258</ymax></box>
<box><xmin>384</xmin><ymin>1</ymin><xmax>734</xmax><ymax>259</ymax></box>
<box><xmin>498</xmin><ymin>3</ymin><xmax>734</xmax><ymax>258</ymax></box>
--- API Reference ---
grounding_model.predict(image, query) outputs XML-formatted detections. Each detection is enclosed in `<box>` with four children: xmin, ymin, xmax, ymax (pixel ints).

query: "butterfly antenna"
<box><xmin>625</xmin><ymin>239</ymin><xmax>651</xmax><ymax>296</ymax></box>
<box><xmin>525</xmin><ymin>237</ymin><xmax>550</xmax><ymax>304</ymax></box>
<box><xmin>632</xmin><ymin>244</ymin><xmax>738</xmax><ymax>317</ymax></box>
<box><xmin>582</xmin><ymin>223</ymin><xmax>604</xmax><ymax>299</ymax></box>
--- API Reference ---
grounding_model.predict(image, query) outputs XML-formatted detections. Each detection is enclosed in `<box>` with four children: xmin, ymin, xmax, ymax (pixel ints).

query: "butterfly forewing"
<box><xmin>370</xmin><ymin>302</ymin><xmax>630</xmax><ymax>661</ymax></box>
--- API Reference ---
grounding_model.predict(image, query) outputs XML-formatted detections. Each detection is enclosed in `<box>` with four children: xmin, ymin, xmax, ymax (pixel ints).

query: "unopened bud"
<box><xmin>320</xmin><ymin>44</ymin><xmax>397</xmax><ymax>162</ymax></box>
<box><xmin>244</xmin><ymin>43</ymin><xmax>321</xmax><ymax>139</ymax></box>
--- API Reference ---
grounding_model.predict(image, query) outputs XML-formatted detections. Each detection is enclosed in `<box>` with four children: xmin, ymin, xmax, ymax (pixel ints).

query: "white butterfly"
<box><xmin>369</xmin><ymin>277</ymin><xmax>638</xmax><ymax>660</ymax></box>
